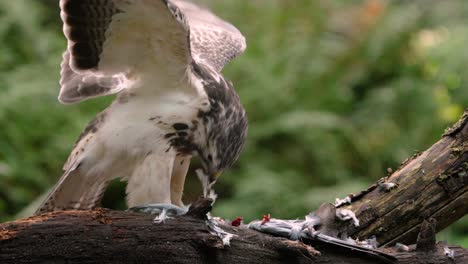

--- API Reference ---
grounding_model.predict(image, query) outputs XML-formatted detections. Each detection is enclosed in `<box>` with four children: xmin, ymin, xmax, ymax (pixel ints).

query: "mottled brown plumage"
<box><xmin>36</xmin><ymin>0</ymin><xmax>247</xmax><ymax>214</ymax></box>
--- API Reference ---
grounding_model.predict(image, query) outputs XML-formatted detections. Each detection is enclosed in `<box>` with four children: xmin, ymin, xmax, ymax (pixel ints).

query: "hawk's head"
<box><xmin>167</xmin><ymin>63</ymin><xmax>247</xmax><ymax>181</ymax></box>
<box><xmin>192</xmin><ymin>63</ymin><xmax>248</xmax><ymax>181</ymax></box>
<box><xmin>193</xmin><ymin>64</ymin><xmax>247</xmax><ymax>180</ymax></box>
<box><xmin>197</xmin><ymin>99</ymin><xmax>247</xmax><ymax>181</ymax></box>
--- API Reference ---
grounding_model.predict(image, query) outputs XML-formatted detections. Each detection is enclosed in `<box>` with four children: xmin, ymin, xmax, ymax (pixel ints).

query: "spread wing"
<box><xmin>172</xmin><ymin>0</ymin><xmax>246</xmax><ymax>72</ymax></box>
<box><xmin>58</xmin><ymin>0</ymin><xmax>246</xmax><ymax>104</ymax></box>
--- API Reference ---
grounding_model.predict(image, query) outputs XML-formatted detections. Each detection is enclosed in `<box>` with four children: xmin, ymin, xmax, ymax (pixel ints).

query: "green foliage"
<box><xmin>0</xmin><ymin>0</ymin><xmax>112</xmax><ymax>217</ymax></box>
<box><xmin>0</xmin><ymin>0</ymin><xmax>466</xmax><ymax>245</ymax></box>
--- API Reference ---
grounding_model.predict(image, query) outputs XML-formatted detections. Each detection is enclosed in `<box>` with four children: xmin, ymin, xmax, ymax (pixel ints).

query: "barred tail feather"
<box><xmin>35</xmin><ymin>167</ymin><xmax>109</xmax><ymax>215</ymax></box>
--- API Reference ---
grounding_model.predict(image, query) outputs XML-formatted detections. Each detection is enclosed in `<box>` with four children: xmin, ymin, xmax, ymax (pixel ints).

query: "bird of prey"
<box><xmin>36</xmin><ymin>0</ymin><xmax>248</xmax><ymax>214</ymax></box>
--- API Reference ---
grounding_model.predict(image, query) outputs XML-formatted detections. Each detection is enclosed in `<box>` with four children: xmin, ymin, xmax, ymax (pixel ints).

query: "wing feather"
<box><xmin>35</xmin><ymin>165</ymin><xmax>110</xmax><ymax>214</ymax></box>
<box><xmin>58</xmin><ymin>0</ymin><xmax>190</xmax><ymax>103</ymax></box>
<box><xmin>173</xmin><ymin>0</ymin><xmax>246</xmax><ymax>72</ymax></box>
<box><xmin>58</xmin><ymin>0</ymin><xmax>246</xmax><ymax>103</ymax></box>
<box><xmin>61</xmin><ymin>0</ymin><xmax>118</xmax><ymax>71</ymax></box>
<box><xmin>59</xmin><ymin>51</ymin><xmax>126</xmax><ymax>104</ymax></box>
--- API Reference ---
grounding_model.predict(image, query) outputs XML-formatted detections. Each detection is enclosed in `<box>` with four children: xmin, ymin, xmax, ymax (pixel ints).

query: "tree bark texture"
<box><xmin>1</xmin><ymin>110</ymin><xmax>467</xmax><ymax>263</ymax></box>
<box><xmin>0</xmin><ymin>208</ymin><xmax>466</xmax><ymax>264</ymax></box>
<box><xmin>340</xmin><ymin>110</ymin><xmax>468</xmax><ymax>246</ymax></box>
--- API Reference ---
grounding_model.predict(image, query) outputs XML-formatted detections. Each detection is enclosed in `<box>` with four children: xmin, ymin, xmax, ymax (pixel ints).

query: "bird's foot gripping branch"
<box><xmin>128</xmin><ymin>203</ymin><xmax>188</xmax><ymax>223</ymax></box>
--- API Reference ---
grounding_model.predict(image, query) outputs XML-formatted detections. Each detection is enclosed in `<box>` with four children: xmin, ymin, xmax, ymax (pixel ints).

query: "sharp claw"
<box><xmin>153</xmin><ymin>208</ymin><xmax>173</xmax><ymax>224</ymax></box>
<box><xmin>128</xmin><ymin>203</ymin><xmax>188</xmax><ymax>223</ymax></box>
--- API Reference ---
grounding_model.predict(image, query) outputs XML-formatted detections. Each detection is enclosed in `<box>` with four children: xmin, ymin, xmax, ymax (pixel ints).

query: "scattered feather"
<box><xmin>379</xmin><ymin>182</ymin><xmax>398</xmax><ymax>192</ymax></box>
<box><xmin>395</xmin><ymin>243</ymin><xmax>410</xmax><ymax>252</ymax></box>
<box><xmin>444</xmin><ymin>246</ymin><xmax>455</xmax><ymax>260</ymax></box>
<box><xmin>207</xmin><ymin>216</ymin><xmax>236</xmax><ymax>246</ymax></box>
<box><xmin>334</xmin><ymin>196</ymin><xmax>352</xmax><ymax>207</ymax></box>
<box><xmin>336</xmin><ymin>209</ymin><xmax>360</xmax><ymax>227</ymax></box>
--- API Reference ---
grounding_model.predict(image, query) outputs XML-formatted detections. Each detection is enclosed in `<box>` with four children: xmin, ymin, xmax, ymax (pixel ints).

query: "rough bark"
<box><xmin>339</xmin><ymin>110</ymin><xmax>468</xmax><ymax>246</ymax></box>
<box><xmin>0</xmin><ymin>204</ymin><xmax>466</xmax><ymax>264</ymax></box>
<box><xmin>1</xmin><ymin>110</ymin><xmax>467</xmax><ymax>263</ymax></box>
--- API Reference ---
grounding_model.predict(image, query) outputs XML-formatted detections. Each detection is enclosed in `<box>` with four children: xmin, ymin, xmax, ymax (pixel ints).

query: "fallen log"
<box><xmin>1</xmin><ymin>110</ymin><xmax>467</xmax><ymax>263</ymax></box>
<box><xmin>0</xmin><ymin>201</ymin><xmax>466</xmax><ymax>264</ymax></box>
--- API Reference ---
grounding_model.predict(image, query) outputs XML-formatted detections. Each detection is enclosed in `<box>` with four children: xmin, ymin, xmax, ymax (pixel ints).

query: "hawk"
<box><xmin>36</xmin><ymin>0</ymin><xmax>247</xmax><ymax>214</ymax></box>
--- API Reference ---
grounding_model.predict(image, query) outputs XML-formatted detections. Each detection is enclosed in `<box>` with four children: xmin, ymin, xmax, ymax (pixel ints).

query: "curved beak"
<box><xmin>196</xmin><ymin>168</ymin><xmax>222</xmax><ymax>198</ymax></box>
<box><xmin>200</xmin><ymin>159</ymin><xmax>223</xmax><ymax>182</ymax></box>
<box><xmin>209</xmin><ymin>171</ymin><xmax>222</xmax><ymax>183</ymax></box>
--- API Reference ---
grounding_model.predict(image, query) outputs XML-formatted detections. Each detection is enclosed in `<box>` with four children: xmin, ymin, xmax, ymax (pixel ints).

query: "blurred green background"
<box><xmin>0</xmin><ymin>0</ymin><xmax>466</xmax><ymax>246</ymax></box>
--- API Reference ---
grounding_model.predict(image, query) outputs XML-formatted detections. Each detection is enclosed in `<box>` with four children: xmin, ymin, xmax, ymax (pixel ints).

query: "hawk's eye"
<box><xmin>207</xmin><ymin>154</ymin><xmax>213</xmax><ymax>161</ymax></box>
